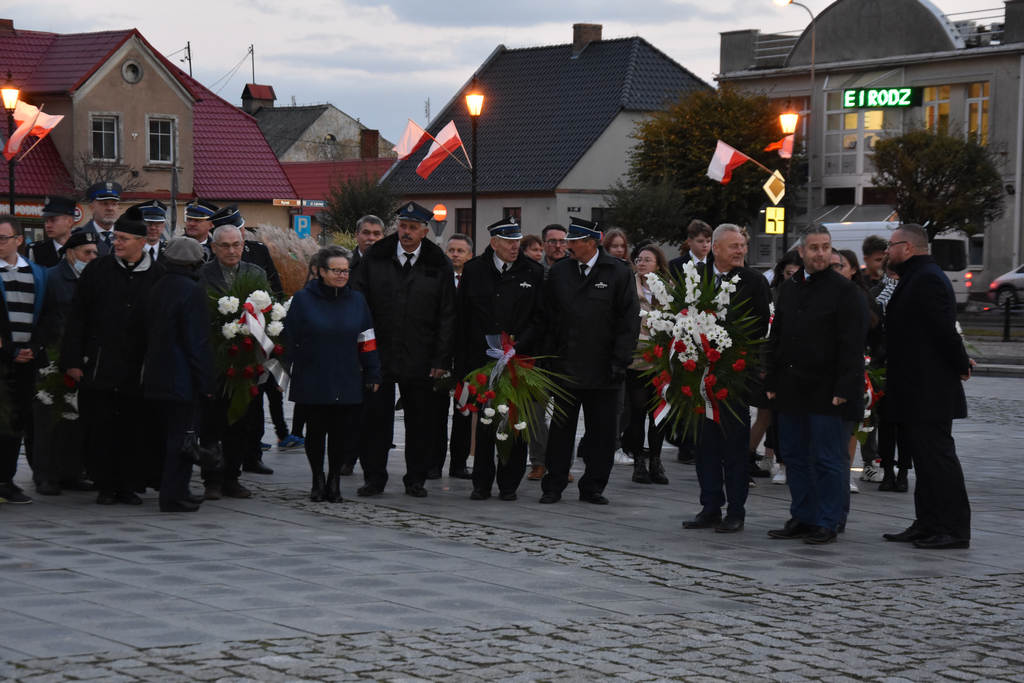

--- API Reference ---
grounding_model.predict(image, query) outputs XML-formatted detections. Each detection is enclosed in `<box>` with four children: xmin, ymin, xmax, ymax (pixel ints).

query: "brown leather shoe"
<box><xmin>527</xmin><ymin>465</ymin><xmax>545</xmax><ymax>481</ymax></box>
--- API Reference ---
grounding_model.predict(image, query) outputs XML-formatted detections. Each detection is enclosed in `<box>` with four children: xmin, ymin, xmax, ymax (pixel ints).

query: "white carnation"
<box><xmin>513</xmin><ymin>421</ymin><xmax>527</xmax><ymax>431</ymax></box>
<box><xmin>248</xmin><ymin>290</ymin><xmax>272</xmax><ymax>312</ymax></box>
<box><xmin>36</xmin><ymin>390</ymin><xmax>54</xmax><ymax>405</ymax></box>
<box><xmin>39</xmin><ymin>362</ymin><xmax>58</xmax><ymax>377</ymax></box>
<box><xmin>266</xmin><ymin>321</ymin><xmax>284</xmax><ymax>337</ymax></box>
<box><xmin>479</xmin><ymin>417</ymin><xmax>493</xmax><ymax>425</ymax></box>
<box><xmin>217</xmin><ymin>296</ymin><xmax>240</xmax><ymax>315</ymax></box>
<box><xmin>495</xmin><ymin>432</ymin><xmax>509</xmax><ymax>441</ymax></box>
<box><xmin>270</xmin><ymin>303</ymin><xmax>288</xmax><ymax>322</ymax></box>
<box><xmin>496</xmin><ymin>404</ymin><xmax>509</xmax><ymax>415</ymax></box>
<box><xmin>483</xmin><ymin>407</ymin><xmax>496</xmax><ymax>418</ymax></box>
<box><xmin>62</xmin><ymin>412</ymin><xmax>78</xmax><ymax>421</ymax></box>
<box><xmin>222</xmin><ymin>322</ymin><xmax>238</xmax><ymax>340</ymax></box>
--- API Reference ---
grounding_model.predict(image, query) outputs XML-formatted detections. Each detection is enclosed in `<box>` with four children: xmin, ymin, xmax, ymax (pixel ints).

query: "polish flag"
<box><xmin>706</xmin><ymin>140</ymin><xmax>751</xmax><ymax>184</ymax></box>
<box><xmin>764</xmin><ymin>134</ymin><xmax>794</xmax><ymax>159</ymax></box>
<box><xmin>3</xmin><ymin>103</ymin><xmax>40</xmax><ymax>161</ymax></box>
<box><xmin>416</xmin><ymin>120</ymin><xmax>464</xmax><ymax>179</ymax></box>
<box><xmin>394</xmin><ymin>119</ymin><xmax>430</xmax><ymax>161</ymax></box>
<box><xmin>3</xmin><ymin>102</ymin><xmax>64</xmax><ymax>161</ymax></box>
<box><xmin>357</xmin><ymin>327</ymin><xmax>377</xmax><ymax>353</ymax></box>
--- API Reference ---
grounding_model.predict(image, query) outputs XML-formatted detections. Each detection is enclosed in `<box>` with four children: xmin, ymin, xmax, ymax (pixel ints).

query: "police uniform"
<box><xmin>185</xmin><ymin>199</ymin><xmax>220</xmax><ymax>262</ymax></box>
<box><xmin>30</xmin><ymin>196</ymin><xmax>78</xmax><ymax>268</ymax></box>
<box><xmin>132</xmin><ymin>200</ymin><xmax>168</xmax><ymax>262</ymax></box>
<box><xmin>80</xmin><ymin>182</ymin><xmax>123</xmax><ymax>256</ymax></box>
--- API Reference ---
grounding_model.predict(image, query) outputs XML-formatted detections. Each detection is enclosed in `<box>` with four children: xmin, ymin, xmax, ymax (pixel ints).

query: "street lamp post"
<box><xmin>465</xmin><ymin>77</ymin><xmax>484</xmax><ymax>254</ymax></box>
<box><xmin>774</xmin><ymin>0</ymin><xmax>816</xmax><ymax>235</ymax></box>
<box><xmin>1</xmin><ymin>72</ymin><xmax>20</xmax><ymax>216</ymax></box>
<box><xmin>779</xmin><ymin>110</ymin><xmax>799</xmax><ymax>252</ymax></box>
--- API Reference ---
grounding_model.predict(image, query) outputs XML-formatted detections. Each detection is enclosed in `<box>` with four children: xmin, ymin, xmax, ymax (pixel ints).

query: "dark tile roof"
<box><xmin>282</xmin><ymin>159</ymin><xmax>394</xmax><ymax>201</ymax></box>
<box><xmin>11</xmin><ymin>135</ymin><xmax>75</xmax><ymax>197</ymax></box>
<box><xmin>385</xmin><ymin>37</ymin><xmax>708</xmax><ymax>195</ymax></box>
<box><xmin>253</xmin><ymin>105</ymin><xmax>331</xmax><ymax>157</ymax></box>
<box><xmin>0</xmin><ymin>27</ymin><xmax>135</xmax><ymax>95</ymax></box>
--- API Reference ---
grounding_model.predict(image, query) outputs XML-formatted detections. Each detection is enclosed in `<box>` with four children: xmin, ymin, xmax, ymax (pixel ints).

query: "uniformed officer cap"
<box><xmin>567</xmin><ymin>216</ymin><xmax>601</xmax><ymax>241</ymax></box>
<box><xmin>59</xmin><ymin>227</ymin><xmax>99</xmax><ymax>255</ymax></box>
<box><xmin>132</xmin><ymin>200</ymin><xmax>167</xmax><ymax>222</ymax></box>
<box><xmin>396</xmin><ymin>201</ymin><xmax>432</xmax><ymax>225</ymax></box>
<box><xmin>211</xmin><ymin>204</ymin><xmax>245</xmax><ymax>229</ymax></box>
<box><xmin>42</xmin><ymin>196</ymin><xmax>76</xmax><ymax>217</ymax></box>
<box><xmin>113</xmin><ymin>206</ymin><xmax>147</xmax><ymax>237</ymax></box>
<box><xmin>486</xmin><ymin>216</ymin><xmax>523</xmax><ymax>240</ymax></box>
<box><xmin>86</xmin><ymin>181</ymin><xmax>122</xmax><ymax>201</ymax></box>
<box><xmin>185</xmin><ymin>199</ymin><xmax>219</xmax><ymax>220</ymax></box>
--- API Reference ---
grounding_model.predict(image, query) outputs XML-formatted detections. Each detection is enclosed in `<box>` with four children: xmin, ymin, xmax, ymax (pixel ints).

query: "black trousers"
<box><xmin>898</xmin><ymin>420</ymin><xmax>971</xmax><ymax>539</ymax></box>
<box><xmin>622</xmin><ymin>369</ymin><xmax>666</xmax><ymax>458</ymax></box>
<box><xmin>695</xmin><ymin>408</ymin><xmax>751</xmax><ymax>519</ymax></box>
<box><xmin>31</xmin><ymin>402</ymin><xmax>85</xmax><ymax>484</ymax></box>
<box><xmin>0</xmin><ymin>360</ymin><xmax>35</xmax><ymax>482</ymax></box>
<box><xmin>361</xmin><ymin>378</ymin><xmax>437</xmax><ymax>490</ymax></box>
<box><xmin>200</xmin><ymin>393</ymin><xmax>260</xmax><ymax>486</ymax></box>
<box><xmin>432</xmin><ymin>394</ymin><xmax>470</xmax><ymax>473</ymax></box>
<box><xmin>542</xmin><ymin>385</ymin><xmax>619</xmax><ymax>497</ymax></box>
<box><xmin>261</xmin><ymin>380</ymin><xmax>289</xmax><ymax>441</ymax></box>
<box><xmin>302</xmin><ymin>403</ymin><xmax>360</xmax><ymax>477</ymax></box>
<box><xmin>81</xmin><ymin>387</ymin><xmax>144</xmax><ymax>494</ymax></box>
<box><xmin>155</xmin><ymin>400</ymin><xmax>197</xmax><ymax>504</ymax></box>
<box><xmin>472</xmin><ymin>422</ymin><xmax>527</xmax><ymax>495</ymax></box>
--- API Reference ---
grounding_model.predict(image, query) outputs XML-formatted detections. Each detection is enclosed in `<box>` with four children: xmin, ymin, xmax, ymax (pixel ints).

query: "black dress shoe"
<box><xmin>803</xmin><ymin>526</ymin><xmax>838</xmax><ymax>544</ymax></box>
<box><xmin>579</xmin><ymin>492</ymin><xmax>609</xmax><ymax>505</ymax></box>
<box><xmin>715</xmin><ymin>516</ymin><xmax>744</xmax><ymax>533</ymax></box>
<box><xmin>768</xmin><ymin>518</ymin><xmax>815</xmax><ymax>539</ymax></box>
<box><xmin>469</xmin><ymin>489</ymin><xmax>491</xmax><ymax>500</ymax></box>
<box><xmin>883</xmin><ymin>524</ymin><xmax>929</xmax><ymax>543</ymax></box>
<box><xmin>115</xmin><ymin>490</ymin><xmax>143</xmax><ymax>505</ymax></box>
<box><xmin>425</xmin><ymin>467</ymin><xmax>442</xmax><ymax>480</ymax></box>
<box><xmin>339</xmin><ymin>462</ymin><xmax>355</xmax><ymax>476</ymax></box>
<box><xmin>449</xmin><ymin>467</ymin><xmax>473</xmax><ymax>479</ymax></box>
<box><xmin>243</xmin><ymin>461</ymin><xmax>274</xmax><ymax>475</ymax></box>
<box><xmin>159</xmin><ymin>499</ymin><xmax>200</xmax><ymax>513</ymax></box>
<box><xmin>222</xmin><ymin>481</ymin><xmax>253</xmax><ymax>499</ymax></box>
<box><xmin>405</xmin><ymin>484</ymin><xmax>428</xmax><ymax>498</ymax></box>
<box><xmin>61</xmin><ymin>478</ymin><xmax>97</xmax><ymax>491</ymax></box>
<box><xmin>35</xmin><ymin>481</ymin><xmax>61</xmax><ymax>496</ymax></box>
<box><xmin>184</xmin><ymin>492</ymin><xmax>205</xmax><ymax>505</ymax></box>
<box><xmin>96</xmin><ymin>491</ymin><xmax>118</xmax><ymax>505</ymax></box>
<box><xmin>357</xmin><ymin>484</ymin><xmax>383</xmax><ymax>497</ymax></box>
<box><xmin>539</xmin><ymin>491</ymin><xmax>561</xmax><ymax>504</ymax></box>
<box><xmin>894</xmin><ymin>471</ymin><xmax>909</xmax><ymax>492</ymax></box>
<box><xmin>913</xmin><ymin>534</ymin><xmax>969</xmax><ymax>549</ymax></box>
<box><xmin>682</xmin><ymin>511</ymin><xmax>722</xmax><ymax>529</ymax></box>
<box><xmin>498</xmin><ymin>491</ymin><xmax>518</xmax><ymax>501</ymax></box>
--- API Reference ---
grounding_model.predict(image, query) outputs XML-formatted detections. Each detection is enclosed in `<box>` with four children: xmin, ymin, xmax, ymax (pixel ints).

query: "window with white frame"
<box><xmin>148</xmin><ymin>117</ymin><xmax>174</xmax><ymax>163</ymax></box>
<box><xmin>966</xmin><ymin>82</ymin><xmax>989</xmax><ymax>146</ymax></box>
<box><xmin>91</xmin><ymin>115</ymin><xmax>118</xmax><ymax>161</ymax></box>
<box><xmin>923</xmin><ymin>85</ymin><xmax>950</xmax><ymax>134</ymax></box>
<box><xmin>824</xmin><ymin>92</ymin><xmax>898</xmax><ymax>176</ymax></box>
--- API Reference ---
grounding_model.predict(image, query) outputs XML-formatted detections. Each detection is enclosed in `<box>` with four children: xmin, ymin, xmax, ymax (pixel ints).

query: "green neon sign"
<box><xmin>842</xmin><ymin>87</ymin><xmax>923</xmax><ymax>109</ymax></box>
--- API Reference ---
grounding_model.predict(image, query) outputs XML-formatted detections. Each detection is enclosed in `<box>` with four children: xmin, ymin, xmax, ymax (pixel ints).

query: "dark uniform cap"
<box><xmin>42</xmin><ymin>196</ymin><xmax>76</xmax><ymax>217</ymax></box>
<box><xmin>211</xmin><ymin>204</ymin><xmax>245</xmax><ymax>229</ymax></box>
<box><xmin>163</xmin><ymin>237</ymin><xmax>205</xmax><ymax>266</ymax></box>
<box><xmin>59</xmin><ymin>227</ymin><xmax>99</xmax><ymax>255</ymax></box>
<box><xmin>185</xmin><ymin>199</ymin><xmax>219</xmax><ymax>220</ymax></box>
<box><xmin>486</xmin><ymin>216</ymin><xmax>523</xmax><ymax>239</ymax></box>
<box><xmin>113</xmin><ymin>206</ymin><xmax>147</xmax><ymax>237</ymax></box>
<box><xmin>132</xmin><ymin>200</ymin><xmax>167</xmax><ymax>222</ymax></box>
<box><xmin>567</xmin><ymin>216</ymin><xmax>602</xmax><ymax>241</ymax></box>
<box><xmin>396</xmin><ymin>201</ymin><xmax>433</xmax><ymax>224</ymax></box>
<box><xmin>86</xmin><ymin>181</ymin><xmax>122</xmax><ymax>201</ymax></box>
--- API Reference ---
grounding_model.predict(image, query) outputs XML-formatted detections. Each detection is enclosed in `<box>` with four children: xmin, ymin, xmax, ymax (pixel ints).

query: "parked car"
<box><xmin>987</xmin><ymin>264</ymin><xmax>1024</xmax><ymax>308</ymax></box>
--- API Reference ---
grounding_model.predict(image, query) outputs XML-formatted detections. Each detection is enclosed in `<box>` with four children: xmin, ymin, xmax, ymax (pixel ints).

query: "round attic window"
<box><xmin>121</xmin><ymin>60</ymin><xmax>143</xmax><ymax>84</ymax></box>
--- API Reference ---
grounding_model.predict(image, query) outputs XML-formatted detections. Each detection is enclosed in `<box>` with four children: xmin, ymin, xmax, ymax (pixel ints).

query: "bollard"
<box><xmin>1004</xmin><ymin>296</ymin><xmax>1012</xmax><ymax>343</ymax></box>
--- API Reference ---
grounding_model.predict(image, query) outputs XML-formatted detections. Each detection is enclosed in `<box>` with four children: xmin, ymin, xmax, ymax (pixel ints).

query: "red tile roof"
<box><xmin>243</xmin><ymin>84</ymin><xmax>276</xmax><ymax>101</ymax></box>
<box><xmin>0</xmin><ymin>27</ymin><xmax>135</xmax><ymax>95</ymax></box>
<box><xmin>281</xmin><ymin>159</ymin><xmax>394</xmax><ymax>201</ymax></box>
<box><xmin>11</xmin><ymin>135</ymin><xmax>75</xmax><ymax>196</ymax></box>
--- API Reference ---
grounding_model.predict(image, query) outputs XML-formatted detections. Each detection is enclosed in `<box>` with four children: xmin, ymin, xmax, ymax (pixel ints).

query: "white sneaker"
<box><xmin>614</xmin><ymin>449</ymin><xmax>634</xmax><ymax>465</ymax></box>
<box><xmin>861</xmin><ymin>460</ymin><xmax>884</xmax><ymax>482</ymax></box>
<box><xmin>850</xmin><ymin>479</ymin><xmax>860</xmax><ymax>494</ymax></box>
<box><xmin>771</xmin><ymin>465</ymin><xmax>786</xmax><ymax>485</ymax></box>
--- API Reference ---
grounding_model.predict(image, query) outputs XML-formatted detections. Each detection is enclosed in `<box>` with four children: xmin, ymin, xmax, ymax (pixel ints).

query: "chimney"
<box><xmin>0</xmin><ymin>19</ymin><xmax>14</xmax><ymax>35</ymax></box>
<box><xmin>572</xmin><ymin>23</ymin><xmax>602</xmax><ymax>57</ymax></box>
<box><xmin>241</xmin><ymin>83</ymin><xmax>276</xmax><ymax>115</ymax></box>
<box><xmin>1004</xmin><ymin>0</ymin><xmax>1024</xmax><ymax>43</ymax></box>
<box><xmin>360</xmin><ymin>129</ymin><xmax>380</xmax><ymax>159</ymax></box>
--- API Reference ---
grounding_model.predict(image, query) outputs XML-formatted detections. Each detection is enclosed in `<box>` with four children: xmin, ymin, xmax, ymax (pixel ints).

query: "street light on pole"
<box><xmin>778</xmin><ymin>109</ymin><xmax>799</xmax><ymax>252</ymax></box>
<box><xmin>465</xmin><ymin>77</ymin><xmax>484</xmax><ymax>254</ymax></box>
<box><xmin>1</xmin><ymin>71</ymin><xmax>20</xmax><ymax>216</ymax></box>
<box><xmin>774</xmin><ymin>0</ymin><xmax>816</xmax><ymax>236</ymax></box>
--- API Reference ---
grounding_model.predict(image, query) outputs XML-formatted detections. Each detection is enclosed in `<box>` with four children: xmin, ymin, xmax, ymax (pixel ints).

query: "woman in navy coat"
<box><xmin>284</xmin><ymin>246</ymin><xmax>380</xmax><ymax>502</ymax></box>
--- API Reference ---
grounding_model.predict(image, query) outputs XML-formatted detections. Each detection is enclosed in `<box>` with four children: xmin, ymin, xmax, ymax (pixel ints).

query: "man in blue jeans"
<box><xmin>764</xmin><ymin>225</ymin><xmax>867</xmax><ymax>544</ymax></box>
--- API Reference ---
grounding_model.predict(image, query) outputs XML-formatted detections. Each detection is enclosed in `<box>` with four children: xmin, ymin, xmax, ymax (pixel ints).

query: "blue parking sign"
<box><xmin>293</xmin><ymin>215</ymin><xmax>311</xmax><ymax>239</ymax></box>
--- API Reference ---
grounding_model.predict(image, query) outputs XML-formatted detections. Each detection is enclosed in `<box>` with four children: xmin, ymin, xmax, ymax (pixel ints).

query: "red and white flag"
<box><xmin>415</xmin><ymin>120</ymin><xmax>464</xmax><ymax>179</ymax></box>
<box><xmin>394</xmin><ymin>119</ymin><xmax>430</xmax><ymax>160</ymax></box>
<box><xmin>3</xmin><ymin>102</ymin><xmax>63</xmax><ymax>161</ymax></box>
<box><xmin>706</xmin><ymin>140</ymin><xmax>751</xmax><ymax>184</ymax></box>
<box><xmin>764</xmin><ymin>134</ymin><xmax>794</xmax><ymax>159</ymax></box>
<box><xmin>357</xmin><ymin>327</ymin><xmax>377</xmax><ymax>353</ymax></box>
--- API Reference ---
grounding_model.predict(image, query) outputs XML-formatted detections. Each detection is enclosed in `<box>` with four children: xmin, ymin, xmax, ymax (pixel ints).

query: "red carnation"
<box><xmin>681</xmin><ymin>386</ymin><xmax>693</xmax><ymax>397</ymax></box>
<box><xmin>704</xmin><ymin>374</ymin><xmax>717</xmax><ymax>387</ymax></box>
<box><xmin>476</xmin><ymin>394</ymin><xmax>487</xmax><ymax>404</ymax></box>
<box><xmin>243</xmin><ymin>366</ymin><xmax>256</xmax><ymax>379</ymax></box>
<box><xmin>468</xmin><ymin>384</ymin><xmax>478</xmax><ymax>395</ymax></box>
<box><xmin>467</xmin><ymin>404</ymin><xmax>478</xmax><ymax>413</ymax></box>
<box><xmin>249</xmin><ymin>385</ymin><xmax>259</xmax><ymax>397</ymax></box>
<box><xmin>62</xmin><ymin>374</ymin><xmax>77</xmax><ymax>389</ymax></box>
<box><xmin>653</xmin><ymin>345</ymin><xmax>663</xmax><ymax>358</ymax></box>
<box><xmin>255</xmin><ymin>364</ymin><xmax>265</xmax><ymax>374</ymax></box>
<box><xmin>273</xmin><ymin>344</ymin><xmax>284</xmax><ymax>356</ymax></box>
<box><xmin>242</xmin><ymin>337</ymin><xmax>254</xmax><ymax>349</ymax></box>
<box><xmin>642</xmin><ymin>351</ymin><xmax>654</xmax><ymax>363</ymax></box>
<box><xmin>715</xmin><ymin>388</ymin><xmax>728</xmax><ymax>400</ymax></box>
<box><xmin>707</xmin><ymin>349</ymin><xmax>721</xmax><ymax>362</ymax></box>
<box><xmin>226</xmin><ymin>367</ymin><xmax>237</xmax><ymax>378</ymax></box>
<box><xmin>695</xmin><ymin>406</ymin><xmax>705</xmax><ymax>414</ymax></box>
<box><xmin>683</xmin><ymin>360</ymin><xmax>697</xmax><ymax>372</ymax></box>
<box><xmin>228</xmin><ymin>345</ymin><xmax>239</xmax><ymax>356</ymax></box>
<box><xmin>673</xmin><ymin>340</ymin><xmax>686</xmax><ymax>353</ymax></box>
<box><xmin>681</xmin><ymin>308</ymin><xmax>689</xmax><ymax>316</ymax></box>
<box><xmin>485</xmin><ymin>390</ymin><xmax>496</xmax><ymax>400</ymax></box>
<box><xmin>476</xmin><ymin>372</ymin><xmax>488</xmax><ymax>386</ymax></box>
<box><xmin>732</xmin><ymin>359</ymin><xmax>746</xmax><ymax>372</ymax></box>
<box><xmin>740</xmin><ymin>350</ymin><xmax>747</xmax><ymax>356</ymax></box>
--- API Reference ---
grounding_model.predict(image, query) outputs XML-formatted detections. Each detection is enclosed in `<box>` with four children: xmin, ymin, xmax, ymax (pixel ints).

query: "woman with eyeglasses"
<box><xmin>283</xmin><ymin>246</ymin><xmax>381</xmax><ymax>503</ymax></box>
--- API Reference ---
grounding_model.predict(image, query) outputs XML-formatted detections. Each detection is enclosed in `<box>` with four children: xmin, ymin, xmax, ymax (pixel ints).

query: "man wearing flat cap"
<box><xmin>61</xmin><ymin>206</ymin><xmax>166</xmax><ymax>505</ymax></box>
<box><xmin>540</xmin><ymin>217</ymin><xmax>639</xmax><ymax>505</ymax></box>
<box><xmin>456</xmin><ymin>216</ymin><xmax>545</xmax><ymax>501</ymax></box>
<box><xmin>352</xmin><ymin>201</ymin><xmax>457</xmax><ymax>498</ymax></box>
<box><xmin>184</xmin><ymin>199</ymin><xmax>219</xmax><ymax>262</ymax></box>
<box><xmin>29</xmin><ymin>196</ymin><xmax>78</xmax><ymax>268</ymax></box>
<box><xmin>81</xmin><ymin>181</ymin><xmax>123</xmax><ymax>256</ymax></box>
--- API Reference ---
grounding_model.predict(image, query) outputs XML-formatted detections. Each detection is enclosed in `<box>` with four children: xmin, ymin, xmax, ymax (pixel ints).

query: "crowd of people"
<box><xmin>0</xmin><ymin>188</ymin><xmax>974</xmax><ymax>548</ymax></box>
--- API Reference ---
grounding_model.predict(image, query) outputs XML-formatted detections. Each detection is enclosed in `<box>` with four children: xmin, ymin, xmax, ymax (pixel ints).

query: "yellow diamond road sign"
<box><xmin>763</xmin><ymin>170</ymin><xmax>786</xmax><ymax>205</ymax></box>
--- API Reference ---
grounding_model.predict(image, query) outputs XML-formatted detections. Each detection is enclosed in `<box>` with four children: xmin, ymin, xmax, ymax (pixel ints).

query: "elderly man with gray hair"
<box><xmin>682</xmin><ymin>224</ymin><xmax>771</xmax><ymax>533</ymax></box>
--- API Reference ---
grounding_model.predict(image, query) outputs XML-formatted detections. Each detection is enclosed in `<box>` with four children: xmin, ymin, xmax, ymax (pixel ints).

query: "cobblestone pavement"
<box><xmin>0</xmin><ymin>377</ymin><xmax>1022</xmax><ymax>681</ymax></box>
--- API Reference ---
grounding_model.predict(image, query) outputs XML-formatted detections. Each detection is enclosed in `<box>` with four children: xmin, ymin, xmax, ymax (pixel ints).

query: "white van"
<box><xmin>822</xmin><ymin>221</ymin><xmax>969</xmax><ymax>306</ymax></box>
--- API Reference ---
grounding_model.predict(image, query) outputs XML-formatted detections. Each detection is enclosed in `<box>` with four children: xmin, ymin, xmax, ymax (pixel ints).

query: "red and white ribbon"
<box><xmin>239</xmin><ymin>302</ymin><xmax>290</xmax><ymax>391</ymax></box>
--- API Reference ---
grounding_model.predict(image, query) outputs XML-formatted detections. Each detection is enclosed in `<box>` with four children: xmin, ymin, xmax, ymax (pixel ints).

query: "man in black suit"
<box><xmin>134</xmin><ymin>200</ymin><xmax>168</xmax><ymax>262</ymax></box>
<box><xmin>682</xmin><ymin>224</ymin><xmax>771</xmax><ymax>533</ymax></box>
<box><xmin>881</xmin><ymin>223</ymin><xmax>973</xmax><ymax>550</ymax></box>
<box><xmin>540</xmin><ymin>217</ymin><xmax>640</xmax><ymax>505</ymax></box>
<box><xmin>29</xmin><ymin>196</ymin><xmax>78</xmax><ymax>268</ymax></box>
<box><xmin>79</xmin><ymin>182</ymin><xmax>122</xmax><ymax>256</ymax></box>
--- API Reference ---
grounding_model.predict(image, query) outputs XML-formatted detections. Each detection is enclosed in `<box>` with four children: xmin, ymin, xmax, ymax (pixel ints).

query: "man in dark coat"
<box><xmin>764</xmin><ymin>225</ymin><xmax>867</xmax><ymax>544</ymax></box>
<box><xmin>881</xmin><ymin>223</ymin><xmax>973</xmax><ymax>549</ymax></box>
<box><xmin>197</xmin><ymin>224</ymin><xmax>271</xmax><ymax>499</ymax></box>
<box><xmin>29</xmin><ymin>196</ymin><xmax>78</xmax><ymax>268</ymax></box>
<box><xmin>350</xmin><ymin>215</ymin><xmax>386</xmax><ymax>271</ymax></box>
<box><xmin>351</xmin><ymin>201</ymin><xmax>457</xmax><ymax>497</ymax></box>
<box><xmin>78</xmin><ymin>182</ymin><xmax>122</xmax><ymax>256</ymax></box>
<box><xmin>183</xmin><ymin>199</ymin><xmax>220</xmax><ymax>262</ymax></box>
<box><xmin>456</xmin><ymin>217</ymin><xmax>545</xmax><ymax>501</ymax></box>
<box><xmin>143</xmin><ymin>237</ymin><xmax>214</xmax><ymax>512</ymax></box>
<box><xmin>540</xmin><ymin>217</ymin><xmax>640</xmax><ymax>505</ymax></box>
<box><xmin>61</xmin><ymin>206</ymin><xmax>165</xmax><ymax>504</ymax></box>
<box><xmin>682</xmin><ymin>224</ymin><xmax>771</xmax><ymax>533</ymax></box>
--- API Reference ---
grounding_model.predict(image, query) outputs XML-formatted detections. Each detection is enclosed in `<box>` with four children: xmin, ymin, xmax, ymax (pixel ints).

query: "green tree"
<box><xmin>871</xmin><ymin>129</ymin><xmax>1004</xmax><ymax>240</ymax></box>
<box><xmin>322</xmin><ymin>175</ymin><xmax>400</xmax><ymax>238</ymax></box>
<box><xmin>608</xmin><ymin>86</ymin><xmax>786</xmax><ymax>245</ymax></box>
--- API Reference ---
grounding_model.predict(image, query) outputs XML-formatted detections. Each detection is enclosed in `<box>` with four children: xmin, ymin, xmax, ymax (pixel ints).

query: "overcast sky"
<box><xmin>4</xmin><ymin>0</ymin><xmax>996</xmax><ymax>143</ymax></box>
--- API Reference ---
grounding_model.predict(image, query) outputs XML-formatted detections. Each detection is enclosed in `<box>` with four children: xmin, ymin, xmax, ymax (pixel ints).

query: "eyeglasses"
<box><xmin>545</xmin><ymin>239</ymin><xmax>568</xmax><ymax>246</ymax></box>
<box><xmin>886</xmin><ymin>240</ymin><xmax>909</xmax><ymax>249</ymax></box>
<box><xmin>325</xmin><ymin>267</ymin><xmax>350</xmax><ymax>275</ymax></box>
<box><xmin>0</xmin><ymin>234</ymin><xmax>19</xmax><ymax>243</ymax></box>
<box><xmin>215</xmin><ymin>242</ymin><xmax>244</xmax><ymax>250</ymax></box>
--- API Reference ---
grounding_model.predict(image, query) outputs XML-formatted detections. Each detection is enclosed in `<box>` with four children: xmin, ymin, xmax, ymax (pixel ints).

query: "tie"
<box><xmin>102</xmin><ymin>232</ymin><xmax>112</xmax><ymax>250</ymax></box>
<box><xmin>579</xmin><ymin>263</ymin><xmax>588</xmax><ymax>279</ymax></box>
<box><xmin>455</xmin><ymin>273</ymin><xmax>461</xmax><ymax>288</ymax></box>
<box><xmin>148</xmin><ymin>246</ymin><xmax>156</xmax><ymax>262</ymax></box>
<box><xmin>402</xmin><ymin>252</ymin><xmax>414</xmax><ymax>276</ymax></box>
<box><xmin>501</xmin><ymin>263</ymin><xmax>509</xmax><ymax>274</ymax></box>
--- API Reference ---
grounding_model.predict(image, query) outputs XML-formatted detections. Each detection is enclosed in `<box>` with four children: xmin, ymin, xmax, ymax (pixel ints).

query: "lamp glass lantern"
<box><xmin>465</xmin><ymin>91</ymin><xmax>484</xmax><ymax>117</ymax></box>
<box><xmin>1</xmin><ymin>73</ymin><xmax>19</xmax><ymax>112</ymax></box>
<box><xmin>779</xmin><ymin>112</ymin><xmax>799</xmax><ymax>135</ymax></box>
